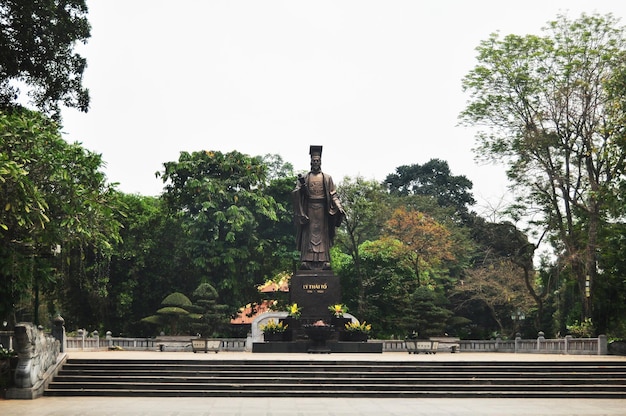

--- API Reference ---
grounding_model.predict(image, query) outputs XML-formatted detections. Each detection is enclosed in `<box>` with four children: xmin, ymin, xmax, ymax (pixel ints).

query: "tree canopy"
<box><xmin>3</xmin><ymin>6</ymin><xmax>626</xmax><ymax>341</ymax></box>
<box><xmin>384</xmin><ymin>159</ymin><xmax>475</xmax><ymax>219</ymax></box>
<box><xmin>460</xmin><ymin>12</ymin><xmax>626</xmax><ymax>323</ymax></box>
<box><xmin>0</xmin><ymin>107</ymin><xmax>121</xmax><ymax>326</ymax></box>
<box><xmin>0</xmin><ymin>0</ymin><xmax>91</xmax><ymax>118</ymax></box>
<box><xmin>157</xmin><ymin>150</ymin><xmax>283</xmax><ymax>311</ymax></box>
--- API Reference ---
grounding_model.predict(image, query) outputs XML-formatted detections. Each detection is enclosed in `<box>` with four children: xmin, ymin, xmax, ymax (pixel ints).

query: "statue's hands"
<box><xmin>334</xmin><ymin>210</ymin><xmax>345</xmax><ymax>227</ymax></box>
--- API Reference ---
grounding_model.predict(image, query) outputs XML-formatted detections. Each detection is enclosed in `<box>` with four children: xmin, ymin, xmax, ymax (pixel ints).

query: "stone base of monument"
<box><xmin>289</xmin><ymin>270</ymin><xmax>341</xmax><ymax>319</ymax></box>
<box><xmin>303</xmin><ymin>324</ymin><xmax>333</xmax><ymax>353</ymax></box>
<box><xmin>252</xmin><ymin>269</ymin><xmax>383</xmax><ymax>353</ymax></box>
<box><xmin>252</xmin><ymin>340</ymin><xmax>382</xmax><ymax>353</ymax></box>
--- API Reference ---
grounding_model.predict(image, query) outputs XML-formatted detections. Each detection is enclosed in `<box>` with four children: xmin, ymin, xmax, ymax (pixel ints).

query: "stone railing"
<box><xmin>65</xmin><ymin>332</ymin><xmax>248</xmax><ymax>352</ymax></box>
<box><xmin>381</xmin><ymin>339</ymin><xmax>459</xmax><ymax>352</ymax></box>
<box><xmin>39</xmin><ymin>326</ymin><xmax>612</xmax><ymax>356</ymax></box>
<box><xmin>458</xmin><ymin>333</ymin><xmax>608</xmax><ymax>355</ymax></box>
<box><xmin>66</xmin><ymin>331</ymin><xmax>157</xmax><ymax>351</ymax></box>
<box><xmin>0</xmin><ymin>330</ymin><xmax>15</xmax><ymax>351</ymax></box>
<box><xmin>220</xmin><ymin>338</ymin><xmax>247</xmax><ymax>351</ymax></box>
<box><xmin>380</xmin><ymin>333</ymin><xmax>607</xmax><ymax>355</ymax></box>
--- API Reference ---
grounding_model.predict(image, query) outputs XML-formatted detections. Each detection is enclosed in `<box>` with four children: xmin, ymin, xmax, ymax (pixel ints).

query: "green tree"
<box><xmin>594</xmin><ymin>223</ymin><xmax>626</xmax><ymax>337</ymax></box>
<box><xmin>258</xmin><ymin>154</ymin><xmax>298</xmax><ymax>277</ymax></box>
<box><xmin>384</xmin><ymin>159</ymin><xmax>475</xmax><ymax>220</ymax></box>
<box><xmin>189</xmin><ymin>283</ymin><xmax>230</xmax><ymax>337</ymax></box>
<box><xmin>0</xmin><ymin>0</ymin><xmax>91</xmax><ymax>118</ymax></box>
<box><xmin>157</xmin><ymin>150</ymin><xmax>281</xmax><ymax>312</ymax></box>
<box><xmin>352</xmin><ymin>238</ymin><xmax>416</xmax><ymax>338</ymax></box>
<box><xmin>105</xmin><ymin>193</ymin><xmax>198</xmax><ymax>336</ymax></box>
<box><xmin>0</xmin><ymin>107</ymin><xmax>121</xmax><ymax>327</ymax></box>
<box><xmin>141</xmin><ymin>292</ymin><xmax>195</xmax><ymax>335</ymax></box>
<box><xmin>346</xmin><ymin>238</ymin><xmax>453</xmax><ymax>338</ymax></box>
<box><xmin>408</xmin><ymin>286</ymin><xmax>453</xmax><ymax>338</ymax></box>
<box><xmin>460</xmin><ymin>13</ymin><xmax>626</xmax><ymax>323</ymax></box>
<box><xmin>335</xmin><ymin>176</ymin><xmax>388</xmax><ymax>315</ymax></box>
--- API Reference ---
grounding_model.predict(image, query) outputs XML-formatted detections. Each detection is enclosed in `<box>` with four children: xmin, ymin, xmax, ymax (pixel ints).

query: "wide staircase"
<box><xmin>45</xmin><ymin>358</ymin><xmax>626</xmax><ymax>398</ymax></box>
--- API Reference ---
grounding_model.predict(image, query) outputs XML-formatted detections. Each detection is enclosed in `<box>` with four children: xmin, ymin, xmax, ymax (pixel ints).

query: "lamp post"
<box><xmin>511</xmin><ymin>308</ymin><xmax>525</xmax><ymax>337</ymax></box>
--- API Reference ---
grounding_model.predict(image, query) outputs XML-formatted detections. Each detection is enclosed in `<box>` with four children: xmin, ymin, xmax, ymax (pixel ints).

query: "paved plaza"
<box><xmin>1</xmin><ymin>351</ymin><xmax>625</xmax><ymax>416</ymax></box>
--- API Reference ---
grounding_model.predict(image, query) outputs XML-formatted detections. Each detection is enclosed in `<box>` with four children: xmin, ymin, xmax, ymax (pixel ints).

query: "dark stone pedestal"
<box><xmin>253</xmin><ymin>341</ymin><xmax>309</xmax><ymax>353</ymax></box>
<box><xmin>263</xmin><ymin>332</ymin><xmax>289</xmax><ymax>342</ymax></box>
<box><xmin>327</xmin><ymin>341</ymin><xmax>383</xmax><ymax>353</ymax></box>
<box><xmin>304</xmin><ymin>325</ymin><xmax>333</xmax><ymax>354</ymax></box>
<box><xmin>252</xmin><ymin>340</ymin><xmax>383</xmax><ymax>353</ymax></box>
<box><xmin>339</xmin><ymin>332</ymin><xmax>369</xmax><ymax>342</ymax></box>
<box><xmin>290</xmin><ymin>270</ymin><xmax>341</xmax><ymax>320</ymax></box>
<box><xmin>331</xmin><ymin>317</ymin><xmax>351</xmax><ymax>330</ymax></box>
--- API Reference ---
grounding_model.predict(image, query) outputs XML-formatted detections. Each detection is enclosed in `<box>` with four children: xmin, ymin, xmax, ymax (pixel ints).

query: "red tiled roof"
<box><xmin>257</xmin><ymin>279</ymin><xmax>289</xmax><ymax>293</ymax></box>
<box><xmin>230</xmin><ymin>300</ymin><xmax>277</xmax><ymax>325</ymax></box>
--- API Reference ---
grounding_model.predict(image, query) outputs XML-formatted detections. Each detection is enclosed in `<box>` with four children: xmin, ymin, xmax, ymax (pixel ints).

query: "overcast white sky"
<box><xmin>60</xmin><ymin>0</ymin><xmax>626</xmax><ymax>215</ymax></box>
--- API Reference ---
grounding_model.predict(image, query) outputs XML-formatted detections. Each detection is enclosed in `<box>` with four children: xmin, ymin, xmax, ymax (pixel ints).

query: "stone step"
<box><xmin>53</xmin><ymin>371</ymin><xmax>626</xmax><ymax>380</ymax></box>
<box><xmin>44</xmin><ymin>358</ymin><xmax>626</xmax><ymax>398</ymax></box>
<box><xmin>58</xmin><ymin>360</ymin><xmax>626</xmax><ymax>372</ymax></box>
<box><xmin>44</xmin><ymin>388</ymin><xmax>626</xmax><ymax>399</ymax></box>
<box><xmin>49</xmin><ymin>378</ymin><xmax>626</xmax><ymax>387</ymax></box>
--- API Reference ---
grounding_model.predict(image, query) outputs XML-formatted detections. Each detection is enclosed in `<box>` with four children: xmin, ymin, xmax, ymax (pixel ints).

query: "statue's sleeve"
<box><xmin>292</xmin><ymin>179</ymin><xmax>308</xmax><ymax>250</ymax></box>
<box><xmin>292</xmin><ymin>179</ymin><xmax>308</xmax><ymax>225</ymax></box>
<box><xmin>326</xmin><ymin>175</ymin><xmax>344</xmax><ymax>227</ymax></box>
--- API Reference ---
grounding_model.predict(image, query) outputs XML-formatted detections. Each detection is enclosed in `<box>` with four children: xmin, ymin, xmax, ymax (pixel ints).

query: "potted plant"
<box><xmin>341</xmin><ymin>320</ymin><xmax>371</xmax><ymax>342</ymax></box>
<box><xmin>328</xmin><ymin>304</ymin><xmax>350</xmax><ymax>327</ymax></box>
<box><xmin>260</xmin><ymin>319</ymin><xmax>289</xmax><ymax>342</ymax></box>
<box><xmin>280</xmin><ymin>302</ymin><xmax>302</xmax><ymax>330</ymax></box>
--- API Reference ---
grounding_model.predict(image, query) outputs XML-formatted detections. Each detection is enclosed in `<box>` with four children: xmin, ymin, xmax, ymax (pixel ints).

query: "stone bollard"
<box><xmin>598</xmin><ymin>334</ymin><xmax>608</xmax><ymax>355</ymax></box>
<box><xmin>51</xmin><ymin>315</ymin><xmax>66</xmax><ymax>353</ymax></box>
<box><xmin>565</xmin><ymin>334</ymin><xmax>572</xmax><ymax>354</ymax></box>
<box><xmin>77</xmin><ymin>328</ymin><xmax>85</xmax><ymax>350</ymax></box>
<box><xmin>537</xmin><ymin>331</ymin><xmax>545</xmax><ymax>351</ymax></box>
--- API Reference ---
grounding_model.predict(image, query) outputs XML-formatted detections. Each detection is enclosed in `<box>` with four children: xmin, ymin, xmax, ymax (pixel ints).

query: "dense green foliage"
<box><xmin>2</xmin><ymin>6</ymin><xmax>625</xmax><ymax>341</ymax></box>
<box><xmin>0</xmin><ymin>0</ymin><xmax>91</xmax><ymax>118</ymax></box>
<box><xmin>157</xmin><ymin>150</ymin><xmax>288</xmax><ymax>312</ymax></box>
<box><xmin>0</xmin><ymin>107</ymin><xmax>122</xmax><ymax>327</ymax></box>
<box><xmin>3</xmin><ymin>111</ymin><xmax>625</xmax><ymax>338</ymax></box>
<box><xmin>460</xmin><ymin>13</ymin><xmax>626</xmax><ymax>333</ymax></box>
<box><xmin>385</xmin><ymin>159</ymin><xmax>475</xmax><ymax>221</ymax></box>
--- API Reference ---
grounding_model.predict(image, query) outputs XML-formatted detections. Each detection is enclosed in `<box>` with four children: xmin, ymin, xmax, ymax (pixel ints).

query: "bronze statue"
<box><xmin>292</xmin><ymin>145</ymin><xmax>345</xmax><ymax>270</ymax></box>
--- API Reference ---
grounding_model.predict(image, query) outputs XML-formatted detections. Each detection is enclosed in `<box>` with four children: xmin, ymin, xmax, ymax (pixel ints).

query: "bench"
<box><xmin>191</xmin><ymin>339</ymin><xmax>221</xmax><ymax>353</ymax></box>
<box><xmin>405</xmin><ymin>340</ymin><xmax>438</xmax><ymax>354</ymax></box>
<box><xmin>429</xmin><ymin>336</ymin><xmax>460</xmax><ymax>353</ymax></box>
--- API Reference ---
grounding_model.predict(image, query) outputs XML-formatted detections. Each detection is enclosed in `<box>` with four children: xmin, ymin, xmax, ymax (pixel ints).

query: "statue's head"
<box><xmin>309</xmin><ymin>145</ymin><xmax>322</xmax><ymax>173</ymax></box>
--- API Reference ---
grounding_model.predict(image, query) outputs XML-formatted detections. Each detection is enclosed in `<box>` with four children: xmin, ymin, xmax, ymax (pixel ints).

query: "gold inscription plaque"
<box><xmin>302</xmin><ymin>282</ymin><xmax>328</xmax><ymax>293</ymax></box>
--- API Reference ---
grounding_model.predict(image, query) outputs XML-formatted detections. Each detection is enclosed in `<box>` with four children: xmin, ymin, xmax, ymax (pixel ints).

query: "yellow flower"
<box><xmin>260</xmin><ymin>319</ymin><xmax>288</xmax><ymax>333</ymax></box>
<box><xmin>328</xmin><ymin>304</ymin><xmax>348</xmax><ymax>317</ymax></box>
<box><xmin>287</xmin><ymin>303</ymin><xmax>302</xmax><ymax>318</ymax></box>
<box><xmin>345</xmin><ymin>320</ymin><xmax>372</xmax><ymax>333</ymax></box>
